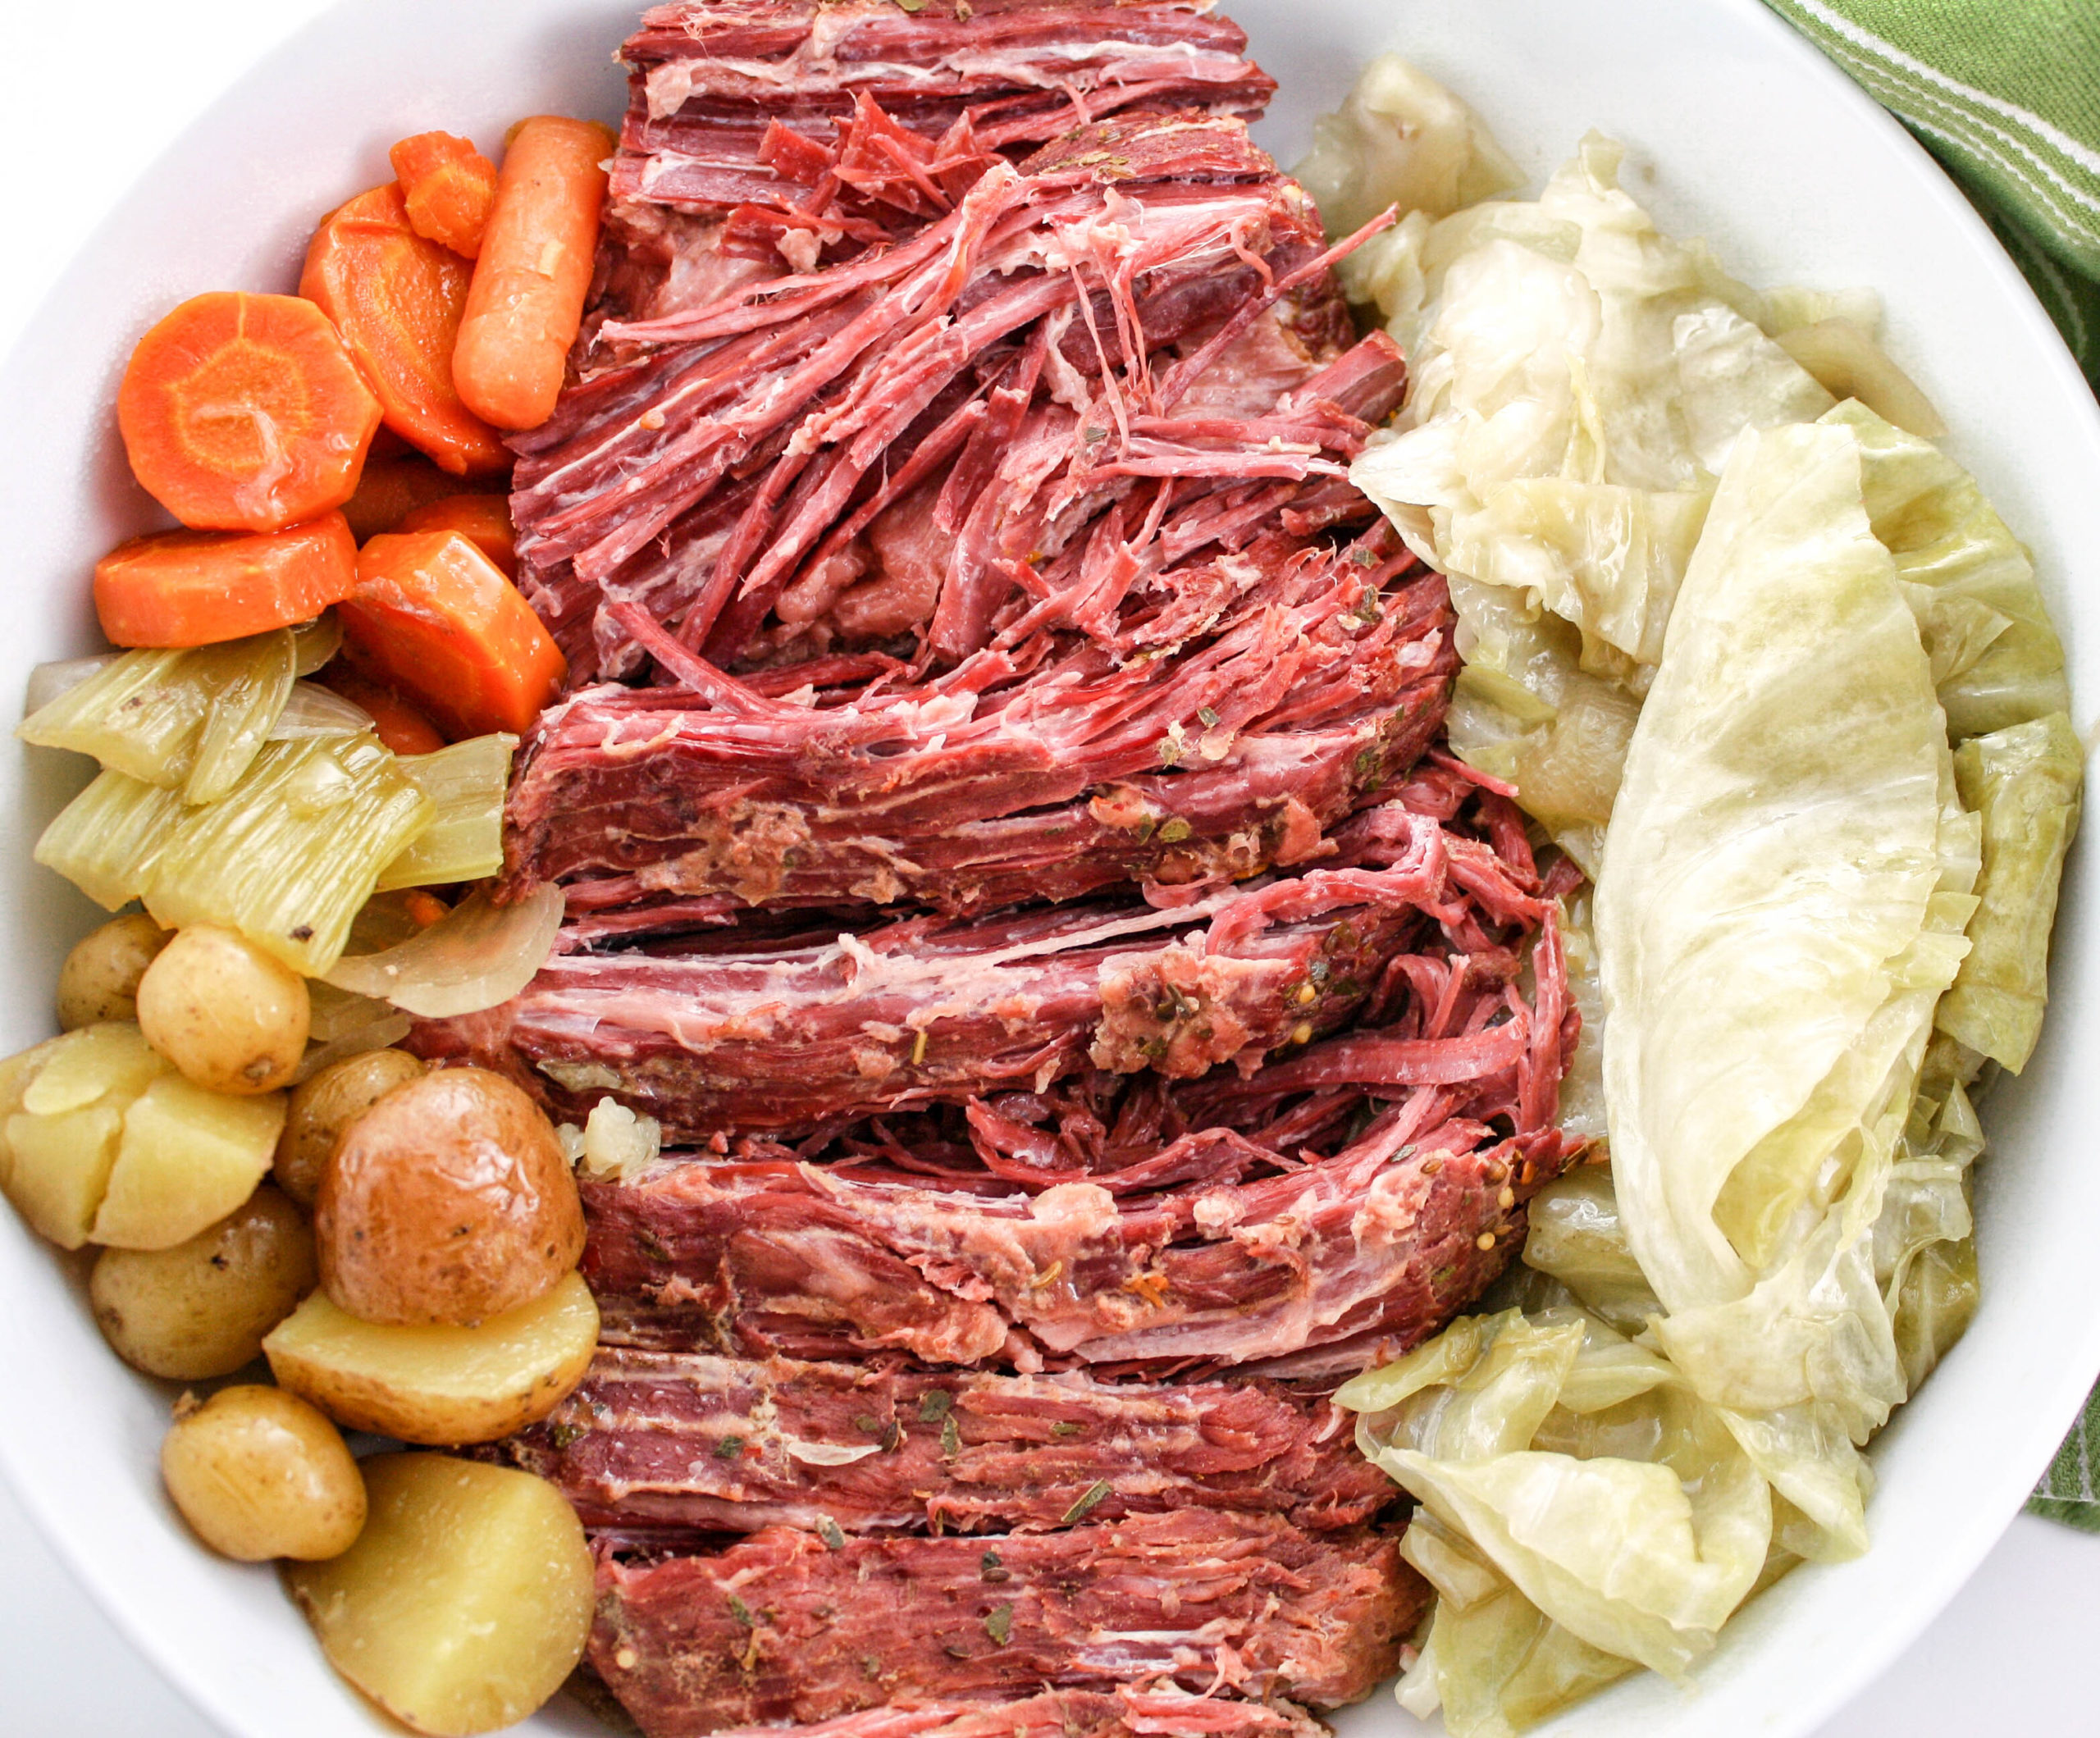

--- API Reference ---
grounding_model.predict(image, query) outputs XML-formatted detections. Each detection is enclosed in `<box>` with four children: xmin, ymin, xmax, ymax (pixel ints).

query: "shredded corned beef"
<box><xmin>436</xmin><ymin>6</ymin><xmax>1591</xmax><ymax>1735</ymax></box>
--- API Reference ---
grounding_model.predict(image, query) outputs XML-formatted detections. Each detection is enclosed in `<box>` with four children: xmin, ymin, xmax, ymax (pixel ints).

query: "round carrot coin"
<box><xmin>116</xmin><ymin>292</ymin><xmax>382</xmax><ymax>534</ymax></box>
<box><xmin>93</xmin><ymin>513</ymin><xmax>359</xmax><ymax>648</ymax></box>
<box><xmin>302</xmin><ymin>185</ymin><xmax>511</xmax><ymax>479</ymax></box>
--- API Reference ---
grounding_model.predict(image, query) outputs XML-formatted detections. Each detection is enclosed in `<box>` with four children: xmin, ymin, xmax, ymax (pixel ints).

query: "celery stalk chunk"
<box><xmin>19</xmin><ymin>630</ymin><xmax>299</xmax><ymax>801</ymax></box>
<box><xmin>144</xmin><ymin>735</ymin><xmax>435</xmax><ymax>976</ymax></box>
<box><xmin>376</xmin><ymin>733</ymin><xmax>517</xmax><ymax>892</ymax></box>
<box><xmin>34</xmin><ymin>769</ymin><xmax>188</xmax><ymax>910</ymax></box>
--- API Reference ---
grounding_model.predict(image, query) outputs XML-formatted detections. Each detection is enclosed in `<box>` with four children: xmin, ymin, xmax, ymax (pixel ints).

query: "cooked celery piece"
<box><xmin>34</xmin><ymin>769</ymin><xmax>188</xmax><ymax>910</ymax></box>
<box><xmin>144</xmin><ymin>736</ymin><xmax>435</xmax><ymax>977</ymax></box>
<box><xmin>185</xmin><ymin>633</ymin><xmax>300</xmax><ymax>802</ymax></box>
<box><xmin>19</xmin><ymin>630</ymin><xmax>298</xmax><ymax>802</ymax></box>
<box><xmin>375</xmin><ymin>733</ymin><xmax>517</xmax><ymax>892</ymax></box>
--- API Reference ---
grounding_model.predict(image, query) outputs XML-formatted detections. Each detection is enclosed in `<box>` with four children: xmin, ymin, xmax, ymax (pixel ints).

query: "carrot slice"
<box><xmin>339</xmin><ymin>531</ymin><xmax>564</xmax><ymax>737</ymax></box>
<box><xmin>116</xmin><ymin>293</ymin><xmax>381</xmax><ymax>533</ymax></box>
<box><xmin>454</xmin><ymin>117</ymin><xmax>616</xmax><ymax>431</ymax></box>
<box><xmin>399</xmin><ymin>494</ymin><xmax>518</xmax><ymax>577</ymax></box>
<box><xmin>94</xmin><ymin>513</ymin><xmax>358</xmax><ymax>648</ymax></box>
<box><xmin>389</xmin><ymin>131</ymin><xmax>499</xmax><ymax>259</ymax></box>
<box><xmin>301</xmin><ymin>185</ymin><xmax>509</xmax><ymax>477</ymax></box>
<box><xmin>317</xmin><ymin>667</ymin><xmax>449</xmax><ymax>755</ymax></box>
<box><xmin>341</xmin><ymin>454</ymin><xmax>504</xmax><ymax>541</ymax></box>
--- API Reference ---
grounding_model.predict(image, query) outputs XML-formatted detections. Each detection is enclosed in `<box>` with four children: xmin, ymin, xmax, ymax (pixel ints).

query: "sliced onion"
<box><xmin>270</xmin><ymin>680</ymin><xmax>374</xmax><ymax>740</ymax></box>
<box><xmin>292</xmin><ymin>1010</ymin><xmax>414</xmax><ymax>1084</ymax></box>
<box><xmin>24</xmin><ymin>655</ymin><xmax>118</xmax><ymax>718</ymax></box>
<box><xmin>292</xmin><ymin>613</ymin><xmax>344</xmax><ymax>676</ymax></box>
<box><xmin>322</xmin><ymin>883</ymin><xmax>564</xmax><ymax>1018</ymax></box>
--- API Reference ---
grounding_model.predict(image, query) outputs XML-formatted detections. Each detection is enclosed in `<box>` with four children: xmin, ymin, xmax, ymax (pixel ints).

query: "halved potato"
<box><xmin>285</xmin><ymin>1453</ymin><xmax>593</xmax><ymax>1736</ymax></box>
<box><xmin>0</xmin><ymin>1025</ymin><xmax>158</xmax><ymax>1246</ymax></box>
<box><xmin>89</xmin><ymin>1074</ymin><xmax>285</xmax><ymax>1250</ymax></box>
<box><xmin>5</xmin><ymin>1103</ymin><xmax>126</xmax><ymax>1248</ymax></box>
<box><xmin>262</xmin><ymin>1270</ymin><xmax>598</xmax><ymax>1444</ymax></box>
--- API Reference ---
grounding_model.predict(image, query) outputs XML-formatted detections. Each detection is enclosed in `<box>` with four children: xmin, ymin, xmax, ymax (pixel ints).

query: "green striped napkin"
<box><xmin>1762</xmin><ymin>0</ymin><xmax>2100</xmax><ymax>1530</ymax></box>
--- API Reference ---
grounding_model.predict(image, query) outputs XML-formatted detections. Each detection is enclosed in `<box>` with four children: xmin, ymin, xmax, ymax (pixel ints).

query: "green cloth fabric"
<box><xmin>1763</xmin><ymin>0</ymin><xmax>2100</xmax><ymax>1530</ymax></box>
<box><xmin>1764</xmin><ymin>0</ymin><xmax>2100</xmax><ymax>388</ymax></box>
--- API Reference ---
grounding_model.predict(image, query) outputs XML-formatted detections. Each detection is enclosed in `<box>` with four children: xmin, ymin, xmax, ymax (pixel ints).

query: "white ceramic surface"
<box><xmin>0</xmin><ymin>4</ymin><xmax>2094</xmax><ymax>1738</ymax></box>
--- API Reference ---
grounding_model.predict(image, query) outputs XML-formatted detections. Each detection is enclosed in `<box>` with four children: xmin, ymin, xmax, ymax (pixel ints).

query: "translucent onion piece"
<box><xmin>19</xmin><ymin>630</ymin><xmax>298</xmax><ymax>801</ymax></box>
<box><xmin>143</xmin><ymin>735</ymin><xmax>434</xmax><ymax>976</ymax></box>
<box><xmin>307</xmin><ymin>981</ymin><xmax>404</xmax><ymax>1045</ymax></box>
<box><xmin>33</xmin><ymin>769</ymin><xmax>187</xmax><ymax>910</ymax></box>
<box><xmin>375</xmin><ymin>733</ymin><xmax>517</xmax><ymax>892</ymax></box>
<box><xmin>293</xmin><ymin>1008</ymin><xmax>415</xmax><ymax>1085</ymax></box>
<box><xmin>23</xmin><ymin>655</ymin><xmax>117</xmax><ymax>718</ymax></box>
<box><xmin>292</xmin><ymin>613</ymin><xmax>343</xmax><ymax>677</ymax></box>
<box><xmin>322</xmin><ymin>885</ymin><xmax>564</xmax><ymax>1018</ymax></box>
<box><xmin>270</xmin><ymin>681</ymin><xmax>375</xmax><ymax>741</ymax></box>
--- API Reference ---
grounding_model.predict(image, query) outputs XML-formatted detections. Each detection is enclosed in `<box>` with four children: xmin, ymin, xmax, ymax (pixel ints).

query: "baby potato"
<box><xmin>285</xmin><ymin>1453</ymin><xmax>592</xmax><ymax>1736</ymax></box>
<box><xmin>137</xmin><ymin>925</ymin><xmax>310</xmax><ymax>1095</ymax></box>
<box><xmin>161</xmin><ymin>1385</ymin><xmax>364</xmax><ymax>1562</ymax></box>
<box><xmin>317</xmin><ymin>1067</ymin><xmax>582</xmax><ymax>1326</ymax></box>
<box><xmin>57</xmin><ymin>914</ymin><xmax>169</xmax><ymax>1030</ymax></box>
<box><xmin>89</xmin><ymin>1074</ymin><xmax>285</xmax><ymax>1251</ymax></box>
<box><xmin>91</xmin><ymin>1186</ymin><xmax>316</xmax><ymax>1379</ymax></box>
<box><xmin>274</xmin><ymin>1047</ymin><xmax>425</xmax><ymax>1208</ymax></box>
<box><xmin>263</xmin><ymin>1270</ymin><xmax>599</xmax><ymax>1445</ymax></box>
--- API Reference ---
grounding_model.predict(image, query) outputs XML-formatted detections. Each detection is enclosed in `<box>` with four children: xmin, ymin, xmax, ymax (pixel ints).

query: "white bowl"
<box><xmin>0</xmin><ymin>2</ymin><xmax>2094</xmax><ymax>1736</ymax></box>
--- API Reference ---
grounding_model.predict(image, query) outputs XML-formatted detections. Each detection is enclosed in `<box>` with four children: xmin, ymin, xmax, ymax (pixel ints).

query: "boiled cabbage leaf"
<box><xmin>1934</xmin><ymin>711</ymin><xmax>2083</xmax><ymax>1071</ymax></box>
<box><xmin>1293</xmin><ymin>53</ymin><xmax>1521</xmax><ymax>242</ymax></box>
<box><xmin>1828</xmin><ymin>399</ymin><xmax>2069</xmax><ymax>740</ymax></box>
<box><xmin>1340</xmin><ymin>1306</ymin><xmax>1771</xmax><ymax>1714</ymax></box>
<box><xmin>1597</xmin><ymin>422</ymin><xmax>1971</xmax><ymax>1311</ymax></box>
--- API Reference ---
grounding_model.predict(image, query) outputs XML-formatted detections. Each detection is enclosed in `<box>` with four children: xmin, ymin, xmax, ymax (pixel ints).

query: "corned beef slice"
<box><xmin>611</xmin><ymin>1</ymin><xmax>1276</xmax><ymax>233</ymax></box>
<box><xmin>588</xmin><ymin>1512</ymin><xmax>1425</xmax><ymax>1733</ymax></box>
<box><xmin>582</xmin><ymin>1120</ymin><xmax>1567</xmax><ymax>1376</ymax></box>
<box><xmin>503</xmin><ymin>521</ymin><xmax>1450</xmax><ymax>917</ymax></box>
<box><xmin>419</xmin><ymin>804</ymin><xmax>1507</xmax><ymax>1138</ymax></box>
<box><xmin>669</xmin><ymin>1689</ymin><xmax>1329</xmax><ymax>1738</ymax></box>
<box><xmin>499</xmin><ymin>1348</ymin><xmax>1394</xmax><ymax>1534</ymax></box>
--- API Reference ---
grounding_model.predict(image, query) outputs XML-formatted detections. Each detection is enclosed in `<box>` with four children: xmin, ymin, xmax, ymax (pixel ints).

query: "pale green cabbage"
<box><xmin>1342</xmin><ymin>1307</ymin><xmax>1770</xmax><ymax>1717</ymax></box>
<box><xmin>1934</xmin><ymin>712</ymin><xmax>2083</xmax><ymax>1070</ymax></box>
<box><xmin>1292</xmin><ymin>52</ymin><xmax>1522</xmax><ymax>243</ymax></box>
<box><xmin>1308</xmin><ymin>57</ymin><xmax>2082</xmax><ymax>1738</ymax></box>
<box><xmin>1829</xmin><ymin>399</ymin><xmax>2069</xmax><ymax>740</ymax></box>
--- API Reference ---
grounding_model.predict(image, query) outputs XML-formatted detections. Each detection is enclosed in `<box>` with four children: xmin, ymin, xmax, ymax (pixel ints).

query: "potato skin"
<box><xmin>275</xmin><ymin>1048</ymin><xmax>426</xmax><ymax>1208</ymax></box>
<box><xmin>91</xmin><ymin>1185</ymin><xmax>316</xmax><ymax>1379</ymax></box>
<box><xmin>57</xmin><ymin>914</ymin><xmax>169</xmax><ymax>1030</ymax></box>
<box><xmin>285</xmin><ymin>1453</ymin><xmax>591</xmax><ymax>1736</ymax></box>
<box><xmin>161</xmin><ymin>1385</ymin><xmax>365</xmax><ymax>1562</ymax></box>
<box><xmin>137</xmin><ymin>925</ymin><xmax>310</xmax><ymax>1095</ymax></box>
<box><xmin>317</xmin><ymin>1066</ymin><xmax>582</xmax><ymax>1326</ymax></box>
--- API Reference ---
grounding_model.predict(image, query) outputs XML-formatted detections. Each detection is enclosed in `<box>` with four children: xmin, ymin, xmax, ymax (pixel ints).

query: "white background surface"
<box><xmin>0</xmin><ymin>2</ymin><xmax>2094</xmax><ymax>1734</ymax></box>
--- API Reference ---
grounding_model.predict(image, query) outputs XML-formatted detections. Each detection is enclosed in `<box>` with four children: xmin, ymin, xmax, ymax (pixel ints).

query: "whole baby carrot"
<box><xmin>451</xmin><ymin>116</ymin><xmax>614</xmax><ymax>431</ymax></box>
